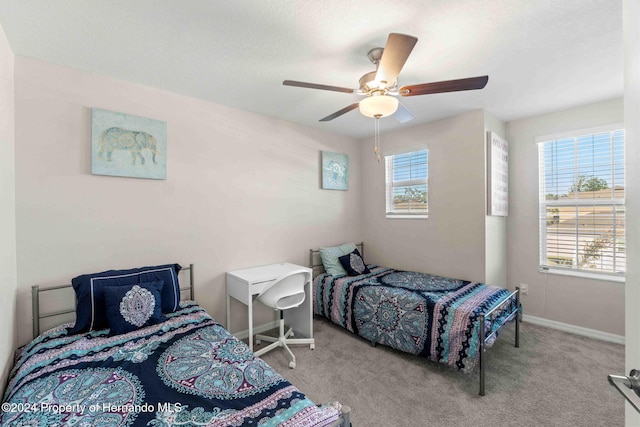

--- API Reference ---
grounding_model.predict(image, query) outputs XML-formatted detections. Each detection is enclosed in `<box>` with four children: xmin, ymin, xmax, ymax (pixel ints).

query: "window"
<box><xmin>538</xmin><ymin>126</ymin><xmax>625</xmax><ymax>280</ymax></box>
<box><xmin>385</xmin><ymin>149</ymin><xmax>428</xmax><ymax>218</ymax></box>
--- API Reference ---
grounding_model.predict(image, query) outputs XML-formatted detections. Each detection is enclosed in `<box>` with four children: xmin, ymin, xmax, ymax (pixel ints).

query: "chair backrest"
<box><xmin>257</xmin><ymin>269</ymin><xmax>310</xmax><ymax>311</ymax></box>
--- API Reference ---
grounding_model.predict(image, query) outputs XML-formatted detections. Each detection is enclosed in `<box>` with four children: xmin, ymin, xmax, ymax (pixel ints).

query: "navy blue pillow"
<box><xmin>338</xmin><ymin>248</ymin><xmax>370</xmax><ymax>276</ymax></box>
<box><xmin>104</xmin><ymin>281</ymin><xmax>166</xmax><ymax>336</ymax></box>
<box><xmin>69</xmin><ymin>263</ymin><xmax>181</xmax><ymax>334</ymax></box>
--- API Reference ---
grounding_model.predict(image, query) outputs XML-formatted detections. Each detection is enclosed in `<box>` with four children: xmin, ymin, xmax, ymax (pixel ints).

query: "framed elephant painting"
<box><xmin>91</xmin><ymin>108</ymin><xmax>167</xmax><ymax>179</ymax></box>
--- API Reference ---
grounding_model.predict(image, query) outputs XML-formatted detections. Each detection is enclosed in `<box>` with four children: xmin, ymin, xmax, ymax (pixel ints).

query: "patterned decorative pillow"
<box><xmin>338</xmin><ymin>248</ymin><xmax>370</xmax><ymax>276</ymax></box>
<box><xmin>69</xmin><ymin>263</ymin><xmax>182</xmax><ymax>334</ymax></box>
<box><xmin>103</xmin><ymin>281</ymin><xmax>166</xmax><ymax>335</ymax></box>
<box><xmin>319</xmin><ymin>242</ymin><xmax>357</xmax><ymax>276</ymax></box>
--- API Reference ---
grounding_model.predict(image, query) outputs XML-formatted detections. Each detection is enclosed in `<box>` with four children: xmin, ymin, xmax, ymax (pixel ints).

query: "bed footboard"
<box><xmin>478</xmin><ymin>287</ymin><xmax>521</xmax><ymax>395</ymax></box>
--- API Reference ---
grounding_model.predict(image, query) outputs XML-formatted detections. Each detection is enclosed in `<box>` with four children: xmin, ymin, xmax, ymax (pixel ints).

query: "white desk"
<box><xmin>226</xmin><ymin>262</ymin><xmax>314</xmax><ymax>352</ymax></box>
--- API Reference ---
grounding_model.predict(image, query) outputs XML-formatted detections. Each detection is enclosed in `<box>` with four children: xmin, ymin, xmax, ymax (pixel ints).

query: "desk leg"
<box><xmin>248</xmin><ymin>298</ymin><xmax>253</xmax><ymax>351</ymax></box>
<box><xmin>284</xmin><ymin>282</ymin><xmax>313</xmax><ymax>338</ymax></box>
<box><xmin>282</xmin><ymin>281</ymin><xmax>314</xmax><ymax>349</ymax></box>
<box><xmin>226</xmin><ymin>293</ymin><xmax>231</xmax><ymax>331</ymax></box>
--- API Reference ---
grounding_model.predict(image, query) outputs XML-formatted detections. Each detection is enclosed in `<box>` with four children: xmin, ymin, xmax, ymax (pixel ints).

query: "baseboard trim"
<box><xmin>231</xmin><ymin>321</ymin><xmax>279</xmax><ymax>341</ymax></box>
<box><xmin>523</xmin><ymin>314</ymin><xmax>625</xmax><ymax>345</ymax></box>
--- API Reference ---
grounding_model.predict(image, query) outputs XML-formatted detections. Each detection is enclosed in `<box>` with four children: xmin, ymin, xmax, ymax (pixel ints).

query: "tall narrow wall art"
<box><xmin>487</xmin><ymin>131</ymin><xmax>509</xmax><ymax>216</ymax></box>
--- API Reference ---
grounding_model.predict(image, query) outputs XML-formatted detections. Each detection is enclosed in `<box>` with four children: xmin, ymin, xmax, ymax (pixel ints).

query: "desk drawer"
<box><xmin>226</xmin><ymin>275</ymin><xmax>276</xmax><ymax>305</ymax></box>
<box><xmin>251</xmin><ymin>279</ymin><xmax>276</xmax><ymax>296</ymax></box>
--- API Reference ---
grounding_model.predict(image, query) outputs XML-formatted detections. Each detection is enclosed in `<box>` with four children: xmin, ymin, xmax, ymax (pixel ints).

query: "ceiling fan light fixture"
<box><xmin>359</xmin><ymin>94</ymin><xmax>398</xmax><ymax>118</ymax></box>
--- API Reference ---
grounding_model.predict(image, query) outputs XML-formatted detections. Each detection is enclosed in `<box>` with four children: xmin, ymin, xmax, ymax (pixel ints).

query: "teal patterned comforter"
<box><xmin>1</xmin><ymin>302</ymin><xmax>341</xmax><ymax>427</ymax></box>
<box><xmin>314</xmin><ymin>266</ymin><xmax>517</xmax><ymax>373</ymax></box>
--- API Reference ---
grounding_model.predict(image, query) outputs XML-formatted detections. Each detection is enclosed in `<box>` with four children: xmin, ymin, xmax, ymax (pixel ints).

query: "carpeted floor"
<box><xmin>258</xmin><ymin>317</ymin><xmax>625</xmax><ymax>427</ymax></box>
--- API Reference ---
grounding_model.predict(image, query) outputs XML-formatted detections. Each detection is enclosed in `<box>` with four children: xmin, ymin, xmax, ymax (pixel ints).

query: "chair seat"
<box><xmin>274</xmin><ymin>292</ymin><xmax>305</xmax><ymax>310</ymax></box>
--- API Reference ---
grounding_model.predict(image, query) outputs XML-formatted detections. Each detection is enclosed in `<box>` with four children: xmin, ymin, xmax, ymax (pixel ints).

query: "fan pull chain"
<box><xmin>374</xmin><ymin>115</ymin><xmax>382</xmax><ymax>162</ymax></box>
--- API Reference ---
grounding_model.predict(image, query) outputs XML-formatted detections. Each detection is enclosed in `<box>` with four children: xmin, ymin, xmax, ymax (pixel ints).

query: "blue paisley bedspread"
<box><xmin>1</xmin><ymin>302</ymin><xmax>340</xmax><ymax>427</ymax></box>
<box><xmin>314</xmin><ymin>266</ymin><xmax>517</xmax><ymax>373</ymax></box>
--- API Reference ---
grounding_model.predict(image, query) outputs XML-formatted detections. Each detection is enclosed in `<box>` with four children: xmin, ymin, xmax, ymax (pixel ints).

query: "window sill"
<box><xmin>540</xmin><ymin>267</ymin><xmax>625</xmax><ymax>283</ymax></box>
<box><xmin>385</xmin><ymin>214</ymin><xmax>429</xmax><ymax>220</ymax></box>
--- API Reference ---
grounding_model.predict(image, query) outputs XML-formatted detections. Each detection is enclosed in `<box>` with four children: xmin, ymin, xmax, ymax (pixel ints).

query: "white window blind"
<box><xmin>385</xmin><ymin>149</ymin><xmax>428</xmax><ymax>218</ymax></box>
<box><xmin>538</xmin><ymin>127</ymin><xmax>625</xmax><ymax>279</ymax></box>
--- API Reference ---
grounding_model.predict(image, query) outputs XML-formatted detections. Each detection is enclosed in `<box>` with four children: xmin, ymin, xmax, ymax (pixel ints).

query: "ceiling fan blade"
<box><xmin>375</xmin><ymin>33</ymin><xmax>418</xmax><ymax>88</ymax></box>
<box><xmin>394</xmin><ymin>102</ymin><xmax>415</xmax><ymax>124</ymax></box>
<box><xmin>319</xmin><ymin>103</ymin><xmax>360</xmax><ymax>121</ymax></box>
<box><xmin>400</xmin><ymin>75</ymin><xmax>489</xmax><ymax>97</ymax></box>
<box><xmin>283</xmin><ymin>80</ymin><xmax>355</xmax><ymax>94</ymax></box>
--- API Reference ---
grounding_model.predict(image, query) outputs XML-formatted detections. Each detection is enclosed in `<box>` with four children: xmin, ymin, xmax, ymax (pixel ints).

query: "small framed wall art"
<box><xmin>91</xmin><ymin>108</ymin><xmax>167</xmax><ymax>180</ymax></box>
<box><xmin>321</xmin><ymin>151</ymin><xmax>349</xmax><ymax>190</ymax></box>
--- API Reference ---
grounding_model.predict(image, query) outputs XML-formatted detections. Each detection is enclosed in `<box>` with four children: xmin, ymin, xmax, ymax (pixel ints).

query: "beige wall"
<box><xmin>4</xmin><ymin>34</ymin><xmax>629</xmax><ymax>364</ymax></box>
<box><xmin>484</xmin><ymin>110</ymin><xmax>508</xmax><ymax>287</ymax></box>
<box><xmin>358</xmin><ymin>98</ymin><xmax>627</xmax><ymax>339</ymax></box>
<box><xmin>360</xmin><ymin>109</ymin><xmax>497</xmax><ymax>284</ymax></box>
<box><xmin>13</xmin><ymin>56</ymin><xmax>363</xmax><ymax>346</ymax></box>
<box><xmin>506</xmin><ymin>98</ymin><xmax>625</xmax><ymax>336</ymax></box>
<box><xmin>0</xmin><ymin>23</ymin><xmax>16</xmax><ymax>393</ymax></box>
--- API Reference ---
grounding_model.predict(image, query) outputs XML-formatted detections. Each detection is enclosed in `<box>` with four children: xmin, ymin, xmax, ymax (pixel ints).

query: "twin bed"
<box><xmin>2</xmin><ymin>264</ymin><xmax>348</xmax><ymax>427</ymax></box>
<box><xmin>310</xmin><ymin>242</ymin><xmax>521</xmax><ymax>396</ymax></box>
<box><xmin>2</xmin><ymin>243</ymin><xmax>520</xmax><ymax>426</ymax></box>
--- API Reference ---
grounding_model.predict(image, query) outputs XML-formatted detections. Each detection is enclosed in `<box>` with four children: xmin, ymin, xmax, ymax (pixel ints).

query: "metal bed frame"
<box><xmin>309</xmin><ymin>242</ymin><xmax>521</xmax><ymax>396</ymax></box>
<box><xmin>29</xmin><ymin>263</ymin><xmax>351</xmax><ymax>427</ymax></box>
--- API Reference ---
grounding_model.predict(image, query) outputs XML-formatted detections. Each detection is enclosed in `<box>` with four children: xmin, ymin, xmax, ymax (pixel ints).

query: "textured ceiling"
<box><xmin>0</xmin><ymin>0</ymin><xmax>623</xmax><ymax>139</ymax></box>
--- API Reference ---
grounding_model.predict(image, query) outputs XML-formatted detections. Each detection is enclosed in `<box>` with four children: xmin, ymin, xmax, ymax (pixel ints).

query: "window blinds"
<box><xmin>538</xmin><ymin>128</ymin><xmax>625</xmax><ymax>277</ymax></box>
<box><xmin>385</xmin><ymin>149</ymin><xmax>428</xmax><ymax>217</ymax></box>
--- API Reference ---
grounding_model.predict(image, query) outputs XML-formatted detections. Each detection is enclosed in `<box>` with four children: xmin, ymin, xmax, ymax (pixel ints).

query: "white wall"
<box><xmin>13</xmin><ymin>56</ymin><xmax>363</xmax><ymax>346</ymax></box>
<box><xmin>624</xmin><ymin>1</ymin><xmax>640</xmax><ymax>424</ymax></box>
<box><xmin>0</xmin><ymin>23</ymin><xmax>16</xmax><ymax>392</ymax></box>
<box><xmin>360</xmin><ymin>110</ymin><xmax>495</xmax><ymax>284</ymax></box>
<box><xmin>506</xmin><ymin>98</ymin><xmax>625</xmax><ymax>337</ymax></box>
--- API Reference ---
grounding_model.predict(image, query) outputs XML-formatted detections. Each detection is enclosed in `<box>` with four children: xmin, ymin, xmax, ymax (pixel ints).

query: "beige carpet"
<box><xmin>258</xmin><ymin>317</ymin><xmax>625</xmax><ymax>427</ymax></box>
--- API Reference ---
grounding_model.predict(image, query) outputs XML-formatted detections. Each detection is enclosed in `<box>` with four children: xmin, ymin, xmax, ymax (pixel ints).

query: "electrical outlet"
<box><xmin>519</xmin><ymin>284</ymin><xmax>528</xmax><ymax>295</ymax></box>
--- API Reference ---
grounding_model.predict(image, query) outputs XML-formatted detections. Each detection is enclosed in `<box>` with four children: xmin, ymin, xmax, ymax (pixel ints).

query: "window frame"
<box><xmin>384</xmin><ymin>149</ymin><xmax>429</xmax><ymax>219</ymax></box>
<box><xmin>536</xmin><ymin>124</ymin><xmax>625</xmax><ymax>282</ymax></box>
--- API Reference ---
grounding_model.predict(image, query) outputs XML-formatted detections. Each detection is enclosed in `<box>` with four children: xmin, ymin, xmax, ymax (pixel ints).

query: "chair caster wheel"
<box><xmin>310</xmin><ymin>343</ymin><xmax>315</xmax><ymax>350</ymax></box>
<box><xmin>255</xmin><ymin>339</ymin><xmax>261</xmax><ymax>345</ymax></box>
<box><xmin>289</xmin><ymin>361</ymin><xmax>296</xmax><ymax>369</ymax></box>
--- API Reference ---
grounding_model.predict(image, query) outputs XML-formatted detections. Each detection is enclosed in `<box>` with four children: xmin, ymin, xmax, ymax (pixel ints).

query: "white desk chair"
<box><xmin>253</xmin><ymin>269</ymin><xmax>314</xmax><ymax>368</ymax></box>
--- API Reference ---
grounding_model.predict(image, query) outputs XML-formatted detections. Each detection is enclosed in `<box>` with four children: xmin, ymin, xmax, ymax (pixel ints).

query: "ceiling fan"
<box><xmin>283</xmin><ymin>33</ymin><xmax>488</xmax><ymax>125</ymax></box>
